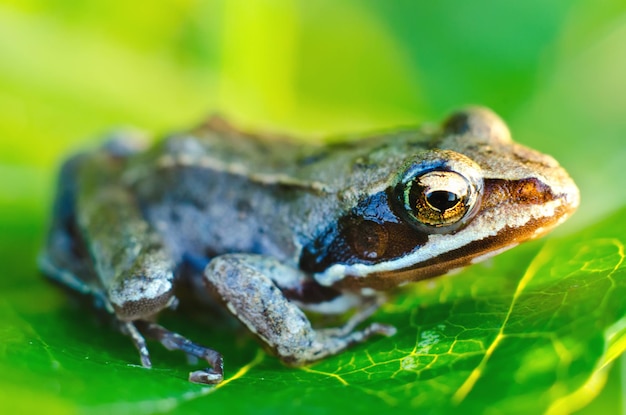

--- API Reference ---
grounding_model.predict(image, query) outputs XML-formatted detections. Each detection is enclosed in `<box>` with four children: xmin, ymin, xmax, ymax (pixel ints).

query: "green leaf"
<box><xmin>2</xmin><ymin>204</ymin><xmax>625</xmax><ymax>414</ymax></box>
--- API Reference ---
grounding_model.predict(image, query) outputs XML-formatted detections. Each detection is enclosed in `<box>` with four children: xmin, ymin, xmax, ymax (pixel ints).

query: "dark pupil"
<box><xmin>426</xmin><ymin>191</ymin><xmax>459</xmax><ymax>211</ymax></box>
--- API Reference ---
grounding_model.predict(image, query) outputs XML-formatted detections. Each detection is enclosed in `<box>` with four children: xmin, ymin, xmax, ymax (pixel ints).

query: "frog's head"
<box><xmin>306</xmin><ymin>107</ymin><xmax>580</xmax><ymax>290</ymax></box>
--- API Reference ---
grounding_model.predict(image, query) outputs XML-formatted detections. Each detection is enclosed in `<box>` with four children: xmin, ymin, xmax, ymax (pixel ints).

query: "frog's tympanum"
<box><xmin>40</xmin><ymin>107</ymin><xmax>579</xmax><ymax>384</ymax></box>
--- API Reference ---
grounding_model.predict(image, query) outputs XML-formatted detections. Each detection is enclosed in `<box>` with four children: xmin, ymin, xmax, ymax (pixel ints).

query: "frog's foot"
<box><xmin>135</xmin><ymin>321</ymin><xmax>224</xmax><ymax>384</ymax></box>
<box><xmin>204</xmin><ymin>254</ymin><xmax>396</xmax><ymax>366</ymax></box>
<box><xmin>297</xmin><ymin>320</ymin><xmax>396</xmax><ymax>365</ymax></box>
<box><xmin>316</xmin><ymin>296</ymin><xmax>396</xmax><ymax>338</ymax></box>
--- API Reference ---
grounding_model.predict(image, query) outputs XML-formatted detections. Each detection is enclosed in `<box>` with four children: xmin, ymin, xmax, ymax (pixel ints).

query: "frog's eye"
<box><xmin>397</xmin><ymin>169</ymin><xmax>479</xmax><ymax>231</ymax></box>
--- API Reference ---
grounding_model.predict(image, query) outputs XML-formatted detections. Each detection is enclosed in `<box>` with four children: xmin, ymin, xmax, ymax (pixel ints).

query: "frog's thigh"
<box><xmin>204</xmin><ymin>254</ymin><xmax>393</xmax><ymax>365</ymax></box>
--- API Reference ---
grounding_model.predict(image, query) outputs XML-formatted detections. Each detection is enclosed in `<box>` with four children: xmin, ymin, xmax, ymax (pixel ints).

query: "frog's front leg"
<box><xmin>204</xmin><ymin>254</ymin><xmax>395</xmax><ymax>365</ymax></box>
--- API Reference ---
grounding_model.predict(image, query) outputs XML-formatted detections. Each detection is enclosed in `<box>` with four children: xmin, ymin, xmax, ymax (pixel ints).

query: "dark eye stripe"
<box><xmin>299</xmin><ymin>178</ymin><xmax>558</xmax><ymax>276</ymax></box>
<box><xmin>299</xmin><ymin>190</ymin><xmax>429</xmax><ymax>273</ymax></box>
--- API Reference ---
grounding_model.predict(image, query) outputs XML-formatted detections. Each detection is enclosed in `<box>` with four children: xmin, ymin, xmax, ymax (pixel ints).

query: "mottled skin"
<box><xmin>40</xmin><ymin>107</ymin><xmax>579</xmax><ymax>384</ymax></box>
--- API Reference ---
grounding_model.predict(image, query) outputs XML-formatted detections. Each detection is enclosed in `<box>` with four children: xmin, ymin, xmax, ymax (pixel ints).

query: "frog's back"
<box><xmin>123</xmin><ymin>116</ymin><xmax>433</xmax><ymax>267</ymax></box>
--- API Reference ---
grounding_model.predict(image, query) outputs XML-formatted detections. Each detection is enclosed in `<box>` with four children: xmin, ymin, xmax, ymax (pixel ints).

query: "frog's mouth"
<box><xmin>332</xmin><ymin>203</ymin><xmax>573</xmax><ymax>291</ymax></box>
<box><xmin>315</xmin><ymin>176</ymin><xmax>579</xmax><ymax>291</ymax></box>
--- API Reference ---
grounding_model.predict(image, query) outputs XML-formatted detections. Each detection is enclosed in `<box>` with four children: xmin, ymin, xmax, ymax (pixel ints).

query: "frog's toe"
<box><xmin>189</xmin><ymin>369</ymin><xmax>223</xmax><ymax>385</ymax></box>
<box><xmin>368</xmin><ymin>322</ymin><xmax>397</xmax><ymax>337</ymax></box>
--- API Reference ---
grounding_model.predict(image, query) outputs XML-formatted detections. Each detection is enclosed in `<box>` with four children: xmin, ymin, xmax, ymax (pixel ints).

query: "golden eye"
<box><xmin>400</xmin><ymin>170</ymin><xmax>477</xmax><ymax>229</ymax></box>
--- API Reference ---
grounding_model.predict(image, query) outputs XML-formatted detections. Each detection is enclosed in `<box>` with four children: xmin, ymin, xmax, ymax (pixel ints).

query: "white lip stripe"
<box><xmin>314</xmin><ymin>198</ymin><xmax>563</xmax><ymax>286</ymax></box>
<box><xmin>470</xmin><ymin>243</ymin><xmax>518</xmax><ymax>264</ymax></box>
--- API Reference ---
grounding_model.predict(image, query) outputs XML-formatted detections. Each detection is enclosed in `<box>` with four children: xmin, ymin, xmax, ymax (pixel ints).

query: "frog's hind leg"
<box><xmin>204</xmin><ymin>254</ymin><xmax>396</xmax><ymax>366</ymax></box>
<box><xmin>39</xmin><ymin>153</ymin><xmax>156</xmax><ymax>367</ymax></box>
<box><xmin>39</xmin><ymin>154</ymin><xmax>103</xmax><ymax>297</ymax></box>
<box><xmin>40</xmin><ymin>132</ymin><xmax>149</xmax><ymax>298</ymax></box>
<box><xmin>41</xmin><ymin>147</ymin><xmax>222</xmax><ymax>384</ymax></box>
<box><xmin>77</xmin><ymin>147</ymin><xmax>228</xmax><ymax>383</ymax></box>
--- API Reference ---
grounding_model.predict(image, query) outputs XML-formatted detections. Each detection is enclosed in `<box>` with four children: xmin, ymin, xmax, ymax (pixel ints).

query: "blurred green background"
<box><xmin>1</xmin><ymin>0</ymin><xmax>625</xmax><ymax>413</ymax></box>
<box><xmin>2</xmin><ymin>0</ymin><xmax>626</xmax><ymax>225</ymax></box>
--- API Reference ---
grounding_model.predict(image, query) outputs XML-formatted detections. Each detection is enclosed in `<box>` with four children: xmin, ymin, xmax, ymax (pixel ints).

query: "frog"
<box><xmin>39</xmin><ymin>107</ymin><xmax>579</xmax><ymax>384</ymax></box>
